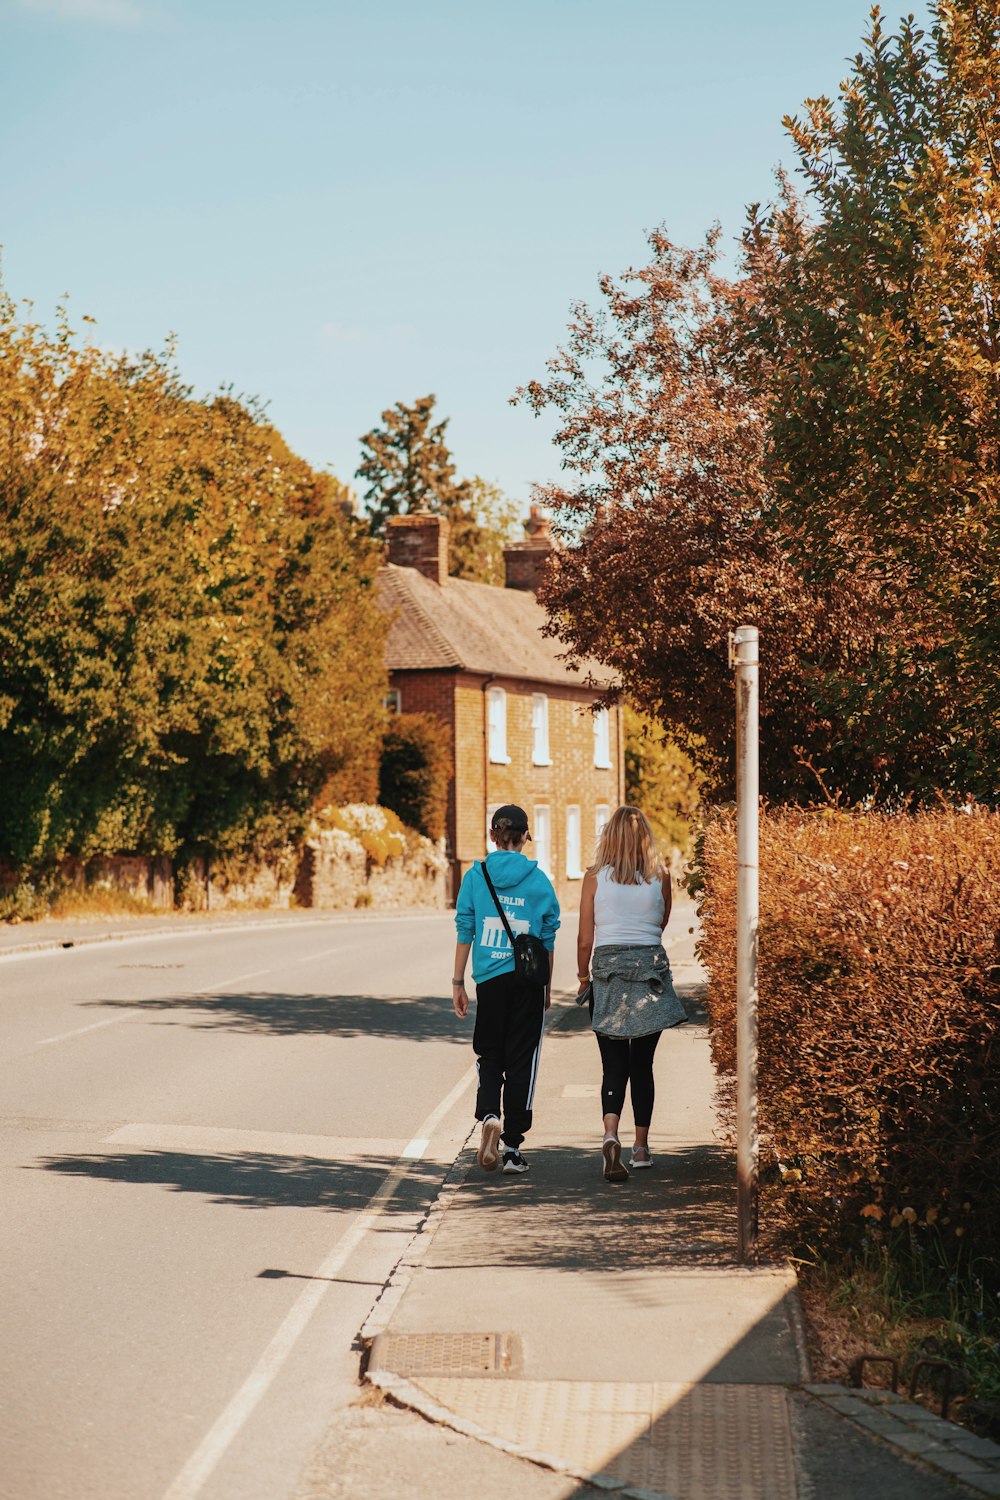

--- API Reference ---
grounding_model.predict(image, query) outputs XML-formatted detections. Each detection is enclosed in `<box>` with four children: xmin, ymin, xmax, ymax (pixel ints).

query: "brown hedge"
<box><xmin>698</xmin><ymin>808</ymin><xmax>1000</xmax><ymax>1270</ymax></box>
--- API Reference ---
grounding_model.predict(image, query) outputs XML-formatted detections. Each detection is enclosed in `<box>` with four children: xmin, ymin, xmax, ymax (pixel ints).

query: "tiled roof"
<box><xmin>378</xmin><ymin>564</ymin><xmax>615</xmax><ymax>690</ymax></box>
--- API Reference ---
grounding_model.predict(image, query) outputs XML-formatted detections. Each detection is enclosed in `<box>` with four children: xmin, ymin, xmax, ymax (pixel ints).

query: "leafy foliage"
<box><xmin>698</xmin><ymin>806</ymin><xmax>1000</xmax><ymax>1281</ymax></box>
<box><xmin>0</xmin><ymin>293</ymin><xmax>387</xmax><ymax>867</ymax></box>
<box><xmin>519</xmin><ymin>2</ymin><xmax>1000</xmax><ymax>804</ymax></box>
<box><xmin>358</xmin><ymin>394</ymin><xmax>520</xmax><ymax>583</ymax></box>
<box><xmin>623</xmin><ymin>705</ymin><xmax>702</xmax><ymax>855</ymax></box>
<box><xmin>378</xmin><ymin>711</ymin><xmax>451</xmax><ymax>841</ymax></box>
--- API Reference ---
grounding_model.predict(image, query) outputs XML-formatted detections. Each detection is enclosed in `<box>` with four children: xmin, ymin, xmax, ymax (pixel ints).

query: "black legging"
<box><xmin>596</xmin><ymin>1030</ymin><xmax>661</xmax><ymax>1127</ymax></box>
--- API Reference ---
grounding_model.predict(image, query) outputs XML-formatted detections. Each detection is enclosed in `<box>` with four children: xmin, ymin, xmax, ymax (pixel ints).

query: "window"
<box><xmin>533</xmin><ymin>805</ymin><xmax>552</xmax><ymax>876</ymax></box>
<box><xmin>593</xmin><ymin>707</ymin><xmax>612</xmax><ymax>768</ymax></box>
<box><xmin>595</xmin><ymin>804</ymin><xmax>610</xmax><ymax>841</ymax></box>
<box><xmin>565</xmin><ymin>805</ymin><xmax>582</xmax><ymax>878</ymax></box>
<box><xmin>486</xmin><ymin>803</ymin><xmax>503</xmax><ymax>854</ymax></box>
<box><xmin>383</xmin><ymin>689</ymin><xmax>401</xmax><ymax>714</ymax></box>
<box><xmin>487</xmin><ymin>686</ymin><xmax>509</xmax><ymax>763</ymax></box>
<box><xmin>531</xmin><ymin>693</ymin><xmax>550</xmax><ymax>765</ymax></box>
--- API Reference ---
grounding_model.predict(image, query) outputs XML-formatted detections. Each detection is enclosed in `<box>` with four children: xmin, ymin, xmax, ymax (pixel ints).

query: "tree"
<box><xmin>516</xmin><ymin>229</ymin><xmax>857</xmax><ymax>802</ymax></box>
<box><xmin>447</xmin><ymin>476</ymin><xmax>521</xmax><ymax>585</ymax></box>
<box><xmin>0</xmin><ymin>291</ymin><xmax>387</xmax><ymax>868</ymax></box>
<box><xmin>358</xmin><ymin>394</ymin><xmax>471</xmax><ymax>539</ymax></box>
<box><xmin>740</xmin><ymin>1</ymin><xmax>1000</xmax><ymax>801</ymax></box>
<box><xmin>358</xmin><ymin>395</ymin><xmax>521</xmax><ymax>583</ymax></box>
<box><xmin>517</xmin><ymin>2</ymin><xmax>1000</xmax><ymax>805</ymax></box>
<box><xmin>624</xmin><ymin>706</ymin><xmax>702</xmax><ymax>856</ymax></box>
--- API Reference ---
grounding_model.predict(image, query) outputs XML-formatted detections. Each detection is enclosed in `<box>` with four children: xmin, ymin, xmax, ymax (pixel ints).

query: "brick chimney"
<box><xmin>503</xmin><ymin>504</ymin><xmax>553</xmax><ymax>592</ymax></box>
<box><xmin>385</xmin><ymin>512</ymin><xmax>450</xmax><ymax>586</ymax></box>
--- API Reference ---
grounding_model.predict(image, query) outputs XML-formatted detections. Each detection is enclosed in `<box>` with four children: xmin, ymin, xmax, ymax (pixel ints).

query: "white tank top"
<box><xmin>593</xmin><ymin>866</ymin><xmax>665</xmax><ymax>947</ymax></box>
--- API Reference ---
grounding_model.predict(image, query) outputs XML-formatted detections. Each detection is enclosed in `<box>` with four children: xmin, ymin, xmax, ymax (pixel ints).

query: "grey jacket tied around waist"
<box><xmin>590</xmin><ymin>943</ymin><xmax>686</xmax><ymax>1039</ymax></box>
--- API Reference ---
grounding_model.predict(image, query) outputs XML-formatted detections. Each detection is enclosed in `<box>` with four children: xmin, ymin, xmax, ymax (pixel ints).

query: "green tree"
<box><xmin>624</xmin><ymin>706</ymin><xmax>702</xmax><ymax>856</ymax></box>
<box><xmin>358</xmin><ymin>393</ymin><xmax>471</xmax><ymax>539</ymax></box>
<box><xmin>519</xmin><ymin>2</ymin><xmax>1000</xmax><ymax>805</ymax></box>
<box><xmin>0</xmin><ymin>291</ymin><xmax>387</xmax><ymax>869</ymax></box>
<box><xmin>357</xmin><ymin>395</ymin><xmax>521</xmax><ymax>582</ymax></box>
<box><xmin>447</xmin><ymin>476</ymin><xmax>521</xmax><ymax>585</ymax></box>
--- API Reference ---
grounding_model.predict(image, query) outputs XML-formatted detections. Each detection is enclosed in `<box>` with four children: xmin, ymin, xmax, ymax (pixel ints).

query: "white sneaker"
<box><xmin>629</xmin><ymin>1147</ymin><xmax>653</xmax><ymax>1170</ymax></box>
<box><xmin>477</xmin><ymin>1116</ymin><xmax>502</xmax><ymax>1171</ymax></box>
<box><xmin>502</xmin><ymin>1148</ymin><xmax>529</xmax><ymax>1174</ymax></box>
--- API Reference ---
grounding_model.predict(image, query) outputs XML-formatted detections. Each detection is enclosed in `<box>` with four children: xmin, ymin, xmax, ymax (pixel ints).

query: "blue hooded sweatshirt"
<box><xmin>455</xmin><ymin>850</ymin><xmax>561</xmax><ymax>984</ymax></box>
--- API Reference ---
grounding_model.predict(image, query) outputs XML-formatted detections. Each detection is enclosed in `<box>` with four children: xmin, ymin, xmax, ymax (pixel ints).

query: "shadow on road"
<box><xmin>32</xmin><ymin>1139</ymin><xmax>732</xmax><ymax>1263</ymax></box>
<box><xmin>32</xmin><ymin>1148</ymin><xmax>447</xmax><ymax>1212</ymax></box>
<box><xmin>79</xmin><ymin>991</ymin><xmax>469</xmax><ymax>1041</ymax></box>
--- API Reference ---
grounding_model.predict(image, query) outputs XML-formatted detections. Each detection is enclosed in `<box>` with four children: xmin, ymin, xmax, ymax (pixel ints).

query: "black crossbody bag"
<box><xmin>479</xmin><ymin>862</ymin><xmax>550</xmax><ymax>988</ymax></box>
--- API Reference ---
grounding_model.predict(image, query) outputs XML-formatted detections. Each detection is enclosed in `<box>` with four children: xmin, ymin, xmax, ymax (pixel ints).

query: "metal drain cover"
<box><xmin>369</xmin><ymin>1331</ymin><xmax>520</xmax><ymax>1377</ymax></box>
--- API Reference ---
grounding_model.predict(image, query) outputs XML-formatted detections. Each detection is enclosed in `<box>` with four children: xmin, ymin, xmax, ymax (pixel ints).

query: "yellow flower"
<box><xmin>860</xmin><ymin>1204</ymin><xmax>883</xmax><ymax>1220</ymax></box>
<box><xmin>925</xmin><ymin>1207</ymin><xmax>939</xmax><ymax>1225</ymax></box>
<box><xmin>954</xmin><ymin>1226</ymin><xmax>966</xmax><ymax>1238</ymax></box>
<box><xmin>890</xmin><ymin>1213</ymin><xmax>904</xmax><ymax>1228</ymax></box>
<box><xmin>901</xmin><ymin>1207</ymin><xmax>917</xmax><ymax>1225</ymax></box>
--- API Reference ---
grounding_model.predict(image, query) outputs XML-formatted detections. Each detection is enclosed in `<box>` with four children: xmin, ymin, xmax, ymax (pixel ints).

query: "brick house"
<box><xmin>377</xmin><ymin>511</ymin><xmax>624</xmax><ymax>907</ymax></box>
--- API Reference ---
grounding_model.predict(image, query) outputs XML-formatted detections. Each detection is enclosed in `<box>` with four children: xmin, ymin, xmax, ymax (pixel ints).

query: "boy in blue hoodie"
<box><xmin>452</xmin><ymin>805</ymin><xmax>560</xmax><ymax>1175</ymax></box>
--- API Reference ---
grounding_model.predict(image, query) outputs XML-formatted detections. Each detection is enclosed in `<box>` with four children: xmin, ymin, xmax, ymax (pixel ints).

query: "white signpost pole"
<box><xmin>729</xmin><ymin>624</ymin><xmax>760</xmax><ymax>1263</ymax></box>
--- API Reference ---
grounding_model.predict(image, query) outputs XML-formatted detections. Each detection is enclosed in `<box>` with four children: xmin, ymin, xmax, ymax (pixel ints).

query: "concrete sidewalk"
<box><xmin>362</xmin><ymin>950</ymin><xmax>994</xmax><ymax>1500</ymax></box>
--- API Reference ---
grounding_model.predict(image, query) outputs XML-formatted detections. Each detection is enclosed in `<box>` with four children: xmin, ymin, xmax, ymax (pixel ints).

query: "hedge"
<box><xmin>378</xmin><ymin>712</ymin><xmax>451</xmax><ymax>842</ymax></box>
<box><xmin>698</xmin><ymin>808</ymin><xmax>1000</xmax><ymax>1277</ymax></box>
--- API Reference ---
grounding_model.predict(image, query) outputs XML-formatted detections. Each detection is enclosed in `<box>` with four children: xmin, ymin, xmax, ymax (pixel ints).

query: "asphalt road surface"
<box><xmin>0</xmin><ymin>913</ymin><xmax>579</xmax><ymax>1500</ymax></box>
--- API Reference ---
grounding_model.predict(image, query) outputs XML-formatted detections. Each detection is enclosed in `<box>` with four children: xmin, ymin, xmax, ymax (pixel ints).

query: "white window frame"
<box><xmin>531</xmin><ymin>692</ymin><xmax>551</xmax><ymax>765</ymax></box>
<box><xmin>565</xmin><ymin>805</ymin><xmax>583</xmax><ymax>879</ymax></box>
<box><xmin>487</xmin><ymin>686</ymin><xmax>510</xmax><ymax>764</ymax></box>
<box><xmin>595</xmin><ymin>804</ymin><xmax>610</xmax><ymax>841</ymax></box>
<box><xmin>593</xmin><ymin>706</ymin><xmax>612</xmax><ymax>769</ymax></box>
<box><xmin>533</xmin><ymin>804</ymin><xmax>552</xmax><ymax>877</ymax></box>
<box><xmin>383</xmin><ymin>688</ymin><xmax>401</xmax><ymax>714</ymax></box>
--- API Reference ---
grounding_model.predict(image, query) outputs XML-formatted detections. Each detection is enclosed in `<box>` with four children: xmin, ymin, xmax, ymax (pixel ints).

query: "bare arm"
<box><xmin>576</xmin><ymin>868</ymin><xmax>597</xmax><ymax>993</ymax></box>
<box><xmin>452</xmin><ymin>940</ymin><xmax>472</xmax><ymax>1018</ymax></box>
<box><xmin>660</xmin><ymin>871</ymin><xmax>673</xmax><ymax>932</ymax></box>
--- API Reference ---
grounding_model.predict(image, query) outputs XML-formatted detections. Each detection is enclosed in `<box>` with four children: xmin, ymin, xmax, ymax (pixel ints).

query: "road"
<box><xmin>0</xmin><ymin>913</ymin><xmax>579</xmax><ymax>1500</ymax></box>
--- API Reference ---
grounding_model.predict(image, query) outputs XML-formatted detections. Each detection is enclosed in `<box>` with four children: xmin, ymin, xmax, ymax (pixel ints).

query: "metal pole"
<box><xmin>729</xmin><ymin>624</ymin><xmax>759</xmax><ymax>1263</ymax></box>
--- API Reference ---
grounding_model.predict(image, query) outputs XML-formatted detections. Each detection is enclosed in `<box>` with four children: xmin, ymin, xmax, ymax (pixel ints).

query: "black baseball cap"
<box><xmin>490</xmin><ymin>804</ymin><xmax>531</xmax><ymax>836</ymax></box>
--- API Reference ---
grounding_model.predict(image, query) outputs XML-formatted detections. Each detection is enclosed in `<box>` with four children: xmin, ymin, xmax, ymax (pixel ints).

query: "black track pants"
<box><xmin>596</xmin><ymin>1030</ymin><xmax>661</xmax><ymax>1127</ymax></box>
<box><xmin>473</xmin><ymin>970</ymin><xmax>545</xmax><ymax>1149</ymax></box>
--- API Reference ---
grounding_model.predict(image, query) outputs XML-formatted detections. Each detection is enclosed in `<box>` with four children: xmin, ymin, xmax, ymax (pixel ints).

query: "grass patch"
<box><xmin>797</xmin><ymin>1246</ymin><xmax>1000</xmax><ymax>1439</ymax></box>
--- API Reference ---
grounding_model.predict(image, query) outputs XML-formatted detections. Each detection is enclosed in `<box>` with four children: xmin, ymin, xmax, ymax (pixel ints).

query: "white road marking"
<box><xmin>36</xmin><ymin>1010</ymin><xmax>141</xmax><ymax>1046</ymax></box>
<box><xmin>102</xmin><ymin>1124</ymin><xmax>417</xmax><ymax>1159</ymax></box>
<box><xmin>32</xmin><ymin>943</ymin><xmax>347</xmax><ymax>1050</ymax></box>
<box><xmin>402</xmin><ymin>1137</ymin><xmax>429</xmax><ymax>1158</ymax></box>
<box><xmin>159</xmin><ymin>1061</ymin><xmax>478</xmax><ymax>1500</ymax></box>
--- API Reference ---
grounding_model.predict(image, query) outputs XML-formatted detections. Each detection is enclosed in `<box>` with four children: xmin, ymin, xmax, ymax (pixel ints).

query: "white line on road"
<box><xmin>36</xmin><ymin>1010</ymin><xmax>142</xmax><ymax>1046</ymax></box>
<box><xmin>159</xmin><ymin>1061</ymin><xmax>478</xmax><ymax>1500</ymax></box>
<box><xmin>402</xmin><ymin>1137</ymin><xmax>429</xmax><ymax>1158</ymax></box>
<box><xmin>32</xmin><ymin>943</ymin><xmax>350</xmax><ymax>1049</ymax></box>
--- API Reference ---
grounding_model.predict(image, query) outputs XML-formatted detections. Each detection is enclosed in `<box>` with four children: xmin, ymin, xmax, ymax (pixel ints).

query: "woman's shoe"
<box><xmin>602</xmin><ymin>1137</ymin><xmax>629</xmax><ymax>1183</ymax></box>
<box><xmin>629</xmin><ymin>1146</ymin><xmax>653</xmax><ymax>1170</ymax></box>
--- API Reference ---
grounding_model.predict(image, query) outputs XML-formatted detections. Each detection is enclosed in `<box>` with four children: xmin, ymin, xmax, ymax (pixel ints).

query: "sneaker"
<box><xmin>502</xmin><ymin>1148</ymin><xmax>529</xmax><ymax>1174</ymax></box>
<box><xmin>602</xmin><ymin>1137</ymin><xmax>629</xmax><ymax>1183</ymax></box>
<box><xmin>629</xmin><ymin>1146</ymin><xmax>653</xmax><ymax>1170</ymax></box>
<box><xmin>477</xmin><ymin>1116</ymin><xmax>502</xmax><ymax>1171</ymax></box>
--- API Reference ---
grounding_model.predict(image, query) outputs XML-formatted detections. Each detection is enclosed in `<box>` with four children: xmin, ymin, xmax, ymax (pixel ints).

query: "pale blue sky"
<box><xmin>1</xmin><ymin>0</ymin><xmax>932</xmax><ymax>508</ymax></box>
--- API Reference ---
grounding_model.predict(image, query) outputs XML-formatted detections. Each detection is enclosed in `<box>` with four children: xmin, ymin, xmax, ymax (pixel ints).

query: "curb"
<box><xmin>0</xmin><ymin>908</ymin><xmax>449</xmax><ymax>962</ymax></box>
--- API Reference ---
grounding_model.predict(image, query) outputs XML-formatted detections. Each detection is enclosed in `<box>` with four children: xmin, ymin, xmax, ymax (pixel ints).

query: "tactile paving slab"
<box><xmin>408</xmin><ymin>1378</ymin><xmax>796</xmax><ymax>1500</ymax></box>
<box><xmin>368</xmin><ymin>1331</ymin><xmax>520</xmax><ymax>1377</ymax></box>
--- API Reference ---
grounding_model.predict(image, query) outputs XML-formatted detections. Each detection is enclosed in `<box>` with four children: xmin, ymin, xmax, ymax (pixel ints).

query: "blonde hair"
<box><xmin>594</xmin><ymin>805</ymin><xmax>663</xmax><ymax>885</ymax></box>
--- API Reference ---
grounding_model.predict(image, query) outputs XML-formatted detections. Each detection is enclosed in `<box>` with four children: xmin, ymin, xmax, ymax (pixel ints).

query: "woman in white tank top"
<box><xmin>576</xmin><ymin>805</ymin><xmax>685</xmax><ymax>1182</ymax></box>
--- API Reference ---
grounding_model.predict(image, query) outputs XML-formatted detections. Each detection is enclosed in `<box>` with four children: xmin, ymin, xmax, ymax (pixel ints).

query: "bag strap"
<box><xmin>479</xmin><ymin>861</ymin><xmax>516</xmax><ymax>946</ymax></box>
